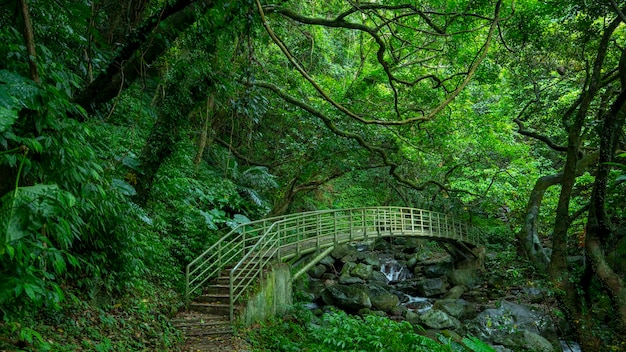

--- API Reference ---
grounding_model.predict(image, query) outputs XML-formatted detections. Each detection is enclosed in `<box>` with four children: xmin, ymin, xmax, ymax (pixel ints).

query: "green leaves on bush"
<box><xmin>248</xmin><ymin>306</ymin><xmax>496</xmax><ymax>352</ymax></box>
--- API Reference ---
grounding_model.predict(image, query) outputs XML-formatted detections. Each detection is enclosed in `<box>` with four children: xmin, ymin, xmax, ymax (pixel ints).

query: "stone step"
<box><xmin>189</xmin><ymin>302</ymin><xmax>232</xmax><ymax>316</ymax></box>
<box><xmin>181</xmin><ymin>324</ymin><xmax>233</xmax><ymax>336</ymax></box>
<box><xmin>172</xmin><ymin>313</ymin><xmax>229</xmax><ymax>325</ymax></box>
<box><xmin>195</xmin><ymin>293</ymin><xmax>229</xmax><ymax>304</ymax></box>
<box><xmin>203</xmin><ymin>284</ymin><xmax>229</xmax><ymax>295</ymax></box>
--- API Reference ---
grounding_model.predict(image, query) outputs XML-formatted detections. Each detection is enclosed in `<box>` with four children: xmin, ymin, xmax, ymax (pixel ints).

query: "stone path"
<box><xmin>180</xmin><ymin>334</ymin><xmax>251</xmax><ymax>352</ymax></box>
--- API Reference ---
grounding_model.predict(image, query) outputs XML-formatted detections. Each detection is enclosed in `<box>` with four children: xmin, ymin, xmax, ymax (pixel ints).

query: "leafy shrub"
<box><xmin>247</xmin><ymin>305</ymin><xmax>496</xmax><ymax>352</ymax></box>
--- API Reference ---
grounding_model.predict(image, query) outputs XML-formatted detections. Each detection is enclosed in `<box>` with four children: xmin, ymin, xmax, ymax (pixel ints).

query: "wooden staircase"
<box><xmin>174</xmin><ymin>261</ymin><xmax>261</xmax><ymax>343</ymax></box>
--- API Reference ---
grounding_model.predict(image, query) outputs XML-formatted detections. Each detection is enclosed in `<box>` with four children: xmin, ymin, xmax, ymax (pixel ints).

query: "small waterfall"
<box><xmin>404</xmin><ymin>295</ymin><xmax>432</xmax><ymax>314</ymax></box>
<box><xmin>380</xmin><ymin>259</ymin><xmax>412</xmax><ymax>283</ymax></box>
<box><xmin>560</xmin><ymin>341</ymin><xmax>581</xmax><ymax>352</ymax></box>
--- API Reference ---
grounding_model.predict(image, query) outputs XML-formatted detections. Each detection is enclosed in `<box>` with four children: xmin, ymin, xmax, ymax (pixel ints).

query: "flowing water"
<box><xmin>403</xmin><ymin>294</ymin><xmax>433</xmax><ymax>313</ymax></box>
<box><xmin>560</xmin><ymin>340</ymin><xmax>581</xmax><ymax>352</ymax></box>
<box><xmin>379</xmin><ymin>256</ymin><xmax>412</xmax><ymax>283</ymax></box>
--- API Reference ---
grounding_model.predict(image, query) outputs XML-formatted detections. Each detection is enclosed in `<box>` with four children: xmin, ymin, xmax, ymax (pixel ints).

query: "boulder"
<box><xmin>464</xmin><ymin>300</ymin><xmax>558</xmax><ymax>349</ymax></box>
<box><xmin>339</xmin><ymin>274</ymin><xmax>364</xmax><ymax>284</ymax></box>
<box><xmin>443</xmin><ymin>285</ymin><xmax>466</xmax><ymax>299</ymax></box>
<box><xmin>318</xmin><ymin>255</ymin><xmax>336</xmax><ymax>266</ymax></box>
<box><xmin>433</xmin><ymin>299</ymin><xmax>477</xmax><ymax>320</ymax></box>
<box><xmin>351</xmin><ymin>263</ymin><xmax>373</xmax><ymax>280</ymax></box>
<box><xmin>367</xmin><ymin>284</ymin><xmax>399</xmax><ymax>312</ymax></box>
<box><xmin>404</xmin><ymin>309</ymin><xmax>420</xmax><ymax>324</ymax></box>
<box><xmin>419</xmin><ymin>309</ymin><xmax>461</xmax><ymax>329</ymax></box>
<box><xmin>308</xmin><ymin>264</ymin><xmax>327</xmax><ymax>279</ymax></box>
<box><xmin>422</xmin><ymin>262</ymin><xmax>453</xmax><ymax>278</ymax></box>
<box><xmin>340</xmin><ymin>261</ymin><xmax>357</xmax><ymax>276</ymax></box>
<box><xmin>520</xmin><ymin>331</ymin><xmax>554</xmax><ymax>352</ymax></box>
<box><xmin>321</xmin><ymin>284</ymin><xmax>372</xmax><ymax>311</ymax></box>
<box><xmin>395</xmin><ymin>279</ymin><xmax>420</xmax><ymax>296</ymax></box>
<box><xmin>369</xmin><ymin>270</ymin><xmax>389</xmax><ymax>285</ymax></box>
<box><xmin>416</xmin><ymin>277</ymin><xmax>449</xmax><ymax>297</ymax></box>
<box><xmin>403</xmin><ymin>237</ymin><xmax>424</xmax><ymax>252</ymax></box>
<box><xmin>447</xmin><ymin>268</ymin><xmax>479</xmax><ymax>287</ymax></box>
<box><xmin>372</xmin><ymin>238</ymin><xmax>392</xmax><ymax>251</ymax></box>
<box><xmin>331</xmin><ymin>244</ymin><xmax>358</xmax><ymax>260</ymax></box>
<box><xmin>359</xmin><ymin>252</ymin><xmax>381</xmax><ymax>268</ymax></box>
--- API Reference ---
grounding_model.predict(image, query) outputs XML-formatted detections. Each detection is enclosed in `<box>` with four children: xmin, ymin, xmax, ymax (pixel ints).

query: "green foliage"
<box><xmin>0</xmin><ymin>287</ymin><xmax>181</xmax><ymax>351</ymax></box>
<box><xmin>247</xmin><ymin>305</ymin><xmax>495</xmax><ymax>352</ymax></box>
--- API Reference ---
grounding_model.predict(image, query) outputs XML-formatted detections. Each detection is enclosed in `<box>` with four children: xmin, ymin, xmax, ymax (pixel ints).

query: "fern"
<box><xmin>461</xmin><ymin>335</ymin><xmax>496</xmax><ymax>352</ymax></box>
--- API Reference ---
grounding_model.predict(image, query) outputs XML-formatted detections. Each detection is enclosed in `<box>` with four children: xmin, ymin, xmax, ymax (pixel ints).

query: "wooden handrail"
<box><xmin>184</xmin><ymin>207</ymin><xmax>481</xmax><ymax>319</ymax></box>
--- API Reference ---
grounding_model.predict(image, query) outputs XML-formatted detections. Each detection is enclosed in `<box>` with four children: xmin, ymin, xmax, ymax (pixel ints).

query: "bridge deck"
<box><xmin>185</xmin><ymin>206</ymin><xmax>481</xmax><ymax>320</ymax></box>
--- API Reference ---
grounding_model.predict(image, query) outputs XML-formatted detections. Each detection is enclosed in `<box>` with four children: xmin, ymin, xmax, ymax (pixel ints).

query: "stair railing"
<box><xmin>185</xmin><ymin>207</ymin><xmax>481</xmax><ymax>313</ymax></box>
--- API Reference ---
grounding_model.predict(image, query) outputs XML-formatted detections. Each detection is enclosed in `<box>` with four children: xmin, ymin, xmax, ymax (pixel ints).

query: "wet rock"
<box><xmin>321</xmin><ymin>284</ymin><xmax>372</xmax><ymax>311</ymax></box>
<box><xmin>433</xmin><ymin>299</ymin><xmax>477</xmax><ymax>320</ymax></box>
<box><xmin>369</xmin><ymin>270</ymin><xmax>389</xmax><ymax>285</ymax></box>
<box><xmin>331</xmin><ymin>244</ymin><xmax>358</xmax><ymax>260</ymax></box>
<box><xmin>406</xmin><ymin>256</ymin><xmax>418</xmax><ymax>270</ymax></box>
<box><xmin>351</xmin><ymin>263</ymin><xmax>373</xmax><ymax>280</ymax></box>
<box><xmin>404</xmin><ymin>309</ymin><xmax>420</xmax><ymax>324</ymax></box>
<box><xmin>372</xmin><ymin>238</ymin><xmax>392</xmax><ymax>251</ymax></box>
<box><xmin>422</xmin><ymin>262</ymin><xmax>453</xmax><ymax>278</ymax></box>
<box><xmin>520</xmin><ymin>331</ymin><xmax>554</xmax><ymax>352</ymax></box>
<box><xmin>318</xmin><ymin>255</ymin><xmax>336</xmax><ymax>266</ymax></box>
<box><xmin>340</xmin><ymin>262</ymin><xmax>356</xmax><ymax>276</ymax></box>
<box><xmin>403</xmin><ymin>237</ymin><xmax>423</xmax><ymax>252</ymax></box>
<box><xmin>465</xmin><ymin>300</ymin><xmax>558</xmax><ymax>349</ymax></box>
<box><xmin>359</xmin><ymin>252</ymin><xmax>381</xmax><ymax>268</ymax></box>
<box><xmin>339</xmin><ymin>274</ymin><xmax>364</xmax><ymax>284</ymax></box>
<box><xmin>308</xmin><ymin>264</ymin><xmax>327</xmax><ymax>279</ymax></box>
<box><xmin>443</xmin><ymin>285</ymin><xmax>466</xmax><ymax>299</ymax></box>
<box><xmin>419</xmin><ymin>309</ymin><xmax>461</xmax><ymax>329</ymax></box>
<box><xmin>340</xmin><ymin>254</ymin><xmax>358</xmax><ymax>263</ymax></box>
<box><xmin>390</xmin><ymin>304</ymin><xmax>407</xmax><ymax>317</ymax></box>
<box><xmin>416</xmin><ymin>277</ymin><xmax>449</xmax><ymax>297</ymax></box>
<box><xmin>404</xmin><ymin>296</ymin><xmax>432</xmax><ymax>313</ymax></box>
<box><xmin>448</xmin><ymin>268</ymin><xmax>479</xmax><ymax>287</ymax></box>
<box><xmin>367</xmin><ymin>284</ymin><xmax>399</xmax><ymax>312</ymax></box>
<box><xmin>307</xmin><ymin>280</ymin><xmax>326</xmax><ymax>299</ymax></box>
<box><xmin>395</xmin><ymin>279</ymin><xmax>419</xmax><ymax>296</ymax></box>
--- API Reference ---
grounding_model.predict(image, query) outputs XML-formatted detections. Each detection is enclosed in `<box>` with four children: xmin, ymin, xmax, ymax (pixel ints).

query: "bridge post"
<box><xmin>333</xmin><ymin>212</ymin><xmax>338</xmax><ymax>246</ymax></box>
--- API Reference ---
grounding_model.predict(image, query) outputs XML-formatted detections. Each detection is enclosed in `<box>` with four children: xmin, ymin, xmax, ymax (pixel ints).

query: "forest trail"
<box><xmin>173</xmin><ymin>310</ymin><xmax>251</xmax><ymax>351</ymax></box>
<box><xmin>180</xmin><ymin>334</ymin><xmax>251</xmax><ymax>352</ymax></box>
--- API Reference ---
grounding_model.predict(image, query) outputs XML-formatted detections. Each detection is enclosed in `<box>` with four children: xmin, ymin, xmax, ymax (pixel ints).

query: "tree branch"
<box><xmin>258</xmin><ymin>0</ymin><xmax>503</xmax><ymax>125</ymax></box>
<box><xmin>251</xmin><ymin>80</ymin><xmax>477</xmax><ymax>197</ymax></box>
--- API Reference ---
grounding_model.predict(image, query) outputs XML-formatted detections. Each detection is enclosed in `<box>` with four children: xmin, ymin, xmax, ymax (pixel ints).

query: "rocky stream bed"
<box><xmin>294</xmin><ymin>238</ymin><xmax>581</xmax><ymax>352</ymax></box>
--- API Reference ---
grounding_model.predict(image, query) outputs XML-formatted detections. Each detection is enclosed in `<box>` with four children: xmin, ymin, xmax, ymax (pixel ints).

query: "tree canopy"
<box><xmin>1</xmin><ymin>0</ymin><xmax>625</xmax><ymax>350</ymax></box>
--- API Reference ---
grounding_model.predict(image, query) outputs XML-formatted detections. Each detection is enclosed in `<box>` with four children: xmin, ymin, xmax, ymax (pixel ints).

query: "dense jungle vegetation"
<box><xmin>1</xmin><ymin>0</ymin><xmax>625</xmax><ymax>351</ymax></box>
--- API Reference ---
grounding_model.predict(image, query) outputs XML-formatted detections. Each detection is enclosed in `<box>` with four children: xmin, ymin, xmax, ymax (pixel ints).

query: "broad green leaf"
<box><xmin>112</xmin><ymin>178</ymin><xmax>137</xmax><ymax>196</ymax></box>
<box><xmin>0</xmin><ymin>108</ymin><xmax>18</xmax><ymax>133</ymax></box>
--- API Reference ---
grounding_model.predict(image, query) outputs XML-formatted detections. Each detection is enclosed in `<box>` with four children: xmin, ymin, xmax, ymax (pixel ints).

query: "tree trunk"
<box><xmin>548</xmin><ymin>19</ymin><xmax>621</xmax><ymax>352</ymax></box>
<box><xmin>194</xmin><ymin>96</ymin><xmax>214</xmax><ymax>165</ymax></box>
<box><xmin>18</xmin><ymin>0</ymin><xmax>39</xmax><ymax>83</ymax></box>
<box><xmin>585</xmin><ymin>64</ymin><xmax>626</xmax><ymax>333</ymax></box>
<box><xmin>73</xmin><ymin>0</ymin><xmax>216</xmax><ymax>113</ymax></box>
<box><xmin>517</xmin><ymin>174</ymin><xmax>559</xmax><ymax>270</ymax></box>
<box><xmin>518</xmin><ymin>153</ymin><xmax>598</xmax><ymax>270</ymax></box>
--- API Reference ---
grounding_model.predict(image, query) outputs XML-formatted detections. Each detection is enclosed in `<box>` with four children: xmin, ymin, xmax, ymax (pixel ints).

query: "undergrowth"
<box><xmin>245</xmin><ymin>304</ymin><xmax>496</xmax><ymax>352</ymax></box>
<box><xmin>0</xmin><ymin>285</ymin><xmax>182</xmax><ymax>351</ymax></box>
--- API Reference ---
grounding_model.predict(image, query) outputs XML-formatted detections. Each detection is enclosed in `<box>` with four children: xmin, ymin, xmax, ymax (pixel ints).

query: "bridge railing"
<box><xmin>186</xmin><ymin>207</ymin><xmax>480</xmax><ymax>317</ymax></box>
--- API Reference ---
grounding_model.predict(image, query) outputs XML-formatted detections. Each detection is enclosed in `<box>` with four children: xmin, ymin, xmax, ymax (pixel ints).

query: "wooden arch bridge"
<box><xmin>183</xmin><ymin>206</ymin><xmax>482</xmax><ymax>330</ymax></box>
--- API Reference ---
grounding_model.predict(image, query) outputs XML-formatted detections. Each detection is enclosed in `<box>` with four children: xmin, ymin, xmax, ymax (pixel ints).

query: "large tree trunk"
<box><xmin>586</xmin><ymin>60</ymin><xmax>626</xmax><ymax>333</ymax></box>
<box><xmin>548</xmin><ymin>17</ymin><xmax>621</xmax><ymax>352</ymax></box>
<box><xmin>18</xmin><ymin>0</ymin><xmax>39</xmax><ymax>84</ymax></box>
<box><xmin>73</xmin><ymin>0</ymin><xmax>216</xmax><ymax>113</ymax></box>
<box><xmin>194</xmin><ymin>96</ymin><xmax>214</xmax><ymax>165</ymax></box>
<box><xmin>517</xmin><ymin>153</ymin><xmax>598</xmax><ymax>270</ymax></box>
